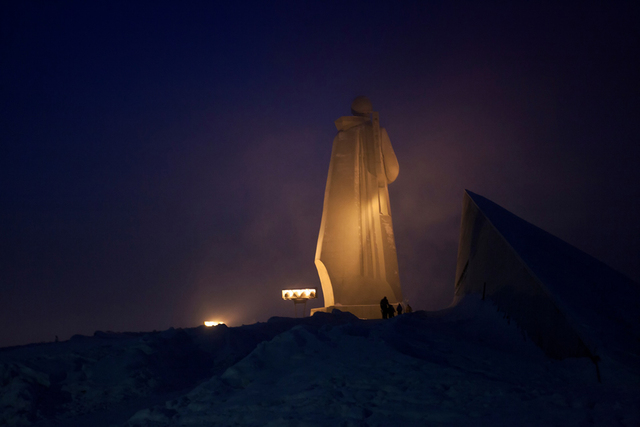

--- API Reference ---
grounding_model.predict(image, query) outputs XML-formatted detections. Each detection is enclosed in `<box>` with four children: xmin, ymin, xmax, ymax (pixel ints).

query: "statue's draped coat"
<box><xmin>315</xmin><ymin>115</ymin><xmax>402</xmax><ymax>306</ymax></box>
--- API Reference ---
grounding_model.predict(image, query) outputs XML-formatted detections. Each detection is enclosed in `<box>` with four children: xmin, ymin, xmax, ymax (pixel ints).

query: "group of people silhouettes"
<box><xmin>379</xmin><ymin>296</ymin><xmax>411</xmax><ymax>319</ymax></box>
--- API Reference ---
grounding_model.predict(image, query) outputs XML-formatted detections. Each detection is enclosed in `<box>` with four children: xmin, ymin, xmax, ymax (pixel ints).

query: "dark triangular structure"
<box><xmin>454</xmin><ymin>190</ymin><xmax>640</xmax><ymax>377</ymax></box>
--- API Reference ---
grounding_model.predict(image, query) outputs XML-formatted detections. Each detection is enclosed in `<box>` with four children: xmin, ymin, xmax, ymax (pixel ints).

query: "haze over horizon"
<box><xmin>1</xmin><ymin>1</ymin><xmax>639</xmax><ymax>347</ymax></box>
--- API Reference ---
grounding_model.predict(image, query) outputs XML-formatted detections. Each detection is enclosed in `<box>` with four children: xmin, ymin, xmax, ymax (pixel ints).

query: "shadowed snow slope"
<box><xmin>454</xmin><ymin>190</ymin><xmax>640</xmax><ymax>377</ymax></box>
<box><xmin>1</xmin><ymin>303</ymin><xmax>638</xmax><ymax>427</ymax></box>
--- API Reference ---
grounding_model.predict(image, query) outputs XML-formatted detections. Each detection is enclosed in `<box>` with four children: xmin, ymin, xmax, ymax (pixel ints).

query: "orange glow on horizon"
<box><xmin>204</xmin><ymin>321</ymin><xmax>225</xmax><ymax>327</ymax></box>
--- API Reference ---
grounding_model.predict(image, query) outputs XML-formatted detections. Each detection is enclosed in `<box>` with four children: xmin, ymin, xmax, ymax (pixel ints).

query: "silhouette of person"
<box><xmin>396</xmin><ymin>303</ymin><xmax>403</xmax><ymax>315</ymax></box>
<box><xmin>387</xmin><ymin>303</ymin><xmax>395</xmax><ymax>318</ymax></box>
<box><xmin>380</xmin><ymin>296</ymin><xmax>389</xmax><ymax>319</ymax></box>
<box><xmin>405</xmin><ymin>304</ymin><xmax>412</xmax><ymax>313</ymax></box>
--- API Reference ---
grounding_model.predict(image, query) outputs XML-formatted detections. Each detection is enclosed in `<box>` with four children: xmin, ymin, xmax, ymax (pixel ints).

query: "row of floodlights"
<box><xmin>282</xmin><ymin>288</ymin><xmax>317</xmax><ymax>300</ymax></box>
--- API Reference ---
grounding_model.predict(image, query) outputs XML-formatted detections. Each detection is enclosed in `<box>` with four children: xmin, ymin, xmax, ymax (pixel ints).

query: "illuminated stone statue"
<box><xmin>313</xmin><ymin>97</ymin><xmax>403</xmax><ymax>318</ymax></box>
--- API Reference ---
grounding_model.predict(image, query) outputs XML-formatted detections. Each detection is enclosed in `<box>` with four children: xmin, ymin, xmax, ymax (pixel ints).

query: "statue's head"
<box><xmin>351</xmin><ymin>96</ymin><xmax>372</xmax><ymax>116</ymax></box>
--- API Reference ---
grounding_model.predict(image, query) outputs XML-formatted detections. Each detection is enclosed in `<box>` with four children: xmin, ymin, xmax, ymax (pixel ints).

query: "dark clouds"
<box><xmin>1</xmin><ymin>1</ymin><xmax>638</xmax><ymax>347</ymax></box>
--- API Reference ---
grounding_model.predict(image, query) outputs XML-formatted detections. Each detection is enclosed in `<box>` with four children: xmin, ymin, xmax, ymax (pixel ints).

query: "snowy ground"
<box><xmin>2</xmin><ymin>296</ymin><xmax>638</xmax><ymax>427</ymax></box>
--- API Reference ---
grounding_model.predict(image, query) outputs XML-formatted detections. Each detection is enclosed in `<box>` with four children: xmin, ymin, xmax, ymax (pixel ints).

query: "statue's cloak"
<box><xmin>315</xmin><ymin>115</ymin><xmax>402</xmax><ymax>306</ymax></box>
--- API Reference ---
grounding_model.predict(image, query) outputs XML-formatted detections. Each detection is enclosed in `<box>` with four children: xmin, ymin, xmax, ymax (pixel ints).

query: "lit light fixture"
<box><xmin>204</xmin><ymin>321</ymin><xmax>225</xmax><ymax>327</ymax></box>
<box><xmin>282</xmin><ymin>288</ymin><xmax>317</xmax><ymax>318</ymax></box>
<box><xmin>281</xmin><ymin>288</ymin><xmax>317</xmax><ymax>300</ymax></box>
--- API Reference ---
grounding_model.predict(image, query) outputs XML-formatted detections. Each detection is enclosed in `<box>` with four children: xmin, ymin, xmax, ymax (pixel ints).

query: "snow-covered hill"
<box><xmin>2</xmin><ymin>296</ymin><xmax>638</xmax><ymax>427</ymax></box>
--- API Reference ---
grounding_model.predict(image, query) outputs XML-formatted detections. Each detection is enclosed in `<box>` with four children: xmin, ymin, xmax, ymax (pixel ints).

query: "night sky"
<box><xmin>1</xmin><ymin>1</ymin><xmax>639</xmax><ymax>348</ymax></box>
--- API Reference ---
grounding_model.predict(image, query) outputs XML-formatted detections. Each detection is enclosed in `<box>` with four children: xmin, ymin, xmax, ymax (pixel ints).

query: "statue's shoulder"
<box><xmin>334</xmin><ymin>116</ymin><xmax>368</xmax><ymax>132</ymax></box>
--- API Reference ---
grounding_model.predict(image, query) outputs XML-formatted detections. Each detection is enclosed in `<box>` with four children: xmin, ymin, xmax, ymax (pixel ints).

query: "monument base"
<box><xmin>311</xmin><ymin>304</ymin><xmax>400</xmax><ymax>320</ymax></box>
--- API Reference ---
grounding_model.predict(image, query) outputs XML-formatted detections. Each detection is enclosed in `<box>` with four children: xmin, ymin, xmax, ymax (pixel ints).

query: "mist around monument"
<box><xmin>2</xmin><ymin>172</ymin><xmax>639</xmax><ymax>425</ymax></box>
<box><xmin>3</xmin><ymin>98</ymin><xmax>640</xmax><ymax>426</ymax></box>
<box><xmin>3</xmin><ymin>1</ymin><xmax>639</xmax><ymax>424</ymax></box>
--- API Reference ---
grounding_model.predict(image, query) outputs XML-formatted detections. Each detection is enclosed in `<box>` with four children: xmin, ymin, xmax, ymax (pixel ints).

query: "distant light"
<box><xmin>282</xmin><ymin>288</ymin><xmax>317</xmax><ymax>300</ymax></box>
<box><xmin>204</xmin><ymin>321</ymin><xmax>225</xmax><ymax>327</ymax></box>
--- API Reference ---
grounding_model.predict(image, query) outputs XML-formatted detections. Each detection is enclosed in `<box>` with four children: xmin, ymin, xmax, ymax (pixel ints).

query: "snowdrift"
<box><xmin>2</xmin><ymin>304</ymin><xmax>638</xmax><ymax>426</ymax></box>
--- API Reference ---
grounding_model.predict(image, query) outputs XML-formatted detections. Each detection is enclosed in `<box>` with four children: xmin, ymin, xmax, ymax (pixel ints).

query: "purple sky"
<box><xmin>1</xmin><ymin>1</ymin><xmax>639</xmax><ymax>347</ymax></box>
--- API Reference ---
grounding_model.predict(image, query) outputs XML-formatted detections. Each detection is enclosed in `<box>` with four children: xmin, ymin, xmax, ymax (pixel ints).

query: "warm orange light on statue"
<box><xmin>312</xmin><ymin>96</ymin><xmax>403</xmax><ymax>319</ymax></box>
